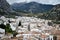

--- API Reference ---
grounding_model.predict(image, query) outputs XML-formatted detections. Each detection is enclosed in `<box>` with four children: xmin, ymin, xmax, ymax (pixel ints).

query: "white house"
<box><xmin>0</xmin><ymin>28</ymin><xmax>5</xmax><ymax>37</ymax></box>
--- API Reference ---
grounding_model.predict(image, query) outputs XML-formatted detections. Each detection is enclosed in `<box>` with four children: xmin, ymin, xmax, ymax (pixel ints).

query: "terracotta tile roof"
<box><xmin>41</xmin><ymin>34</ymin><xmax>47</xmax><ymax>38</ymax></box>
<box><xmin>19</xmin><ymin>32</ymin><xmax>24</xmax><ymax>34</ymax></box>
<box><xmin>24</xmin><ymin>31</ymin><xmax>41</xmax><ymax>34</ymax></box>
<box><xmin>51</xmin><ymin>30</ymin><xmax>60</xmax><ymax>35</ymax></box>
<box><xmin>11</xmin><ymin>37</ymin><xmax>18</xmax><ymax>40</ymax></box>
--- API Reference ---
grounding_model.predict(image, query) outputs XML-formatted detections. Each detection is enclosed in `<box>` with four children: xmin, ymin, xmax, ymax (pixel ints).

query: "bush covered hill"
<box><xmin>0</xmin><ymin>0</ymin><xmax>12</xmax><ymax>14</ymax></box>
<box><xmin>11</xmin><ymin>2</ymin><xmax>54</xmax><ymax>13</ymax></box>
<box><xmin>0</xmin><ymin>0</ymin><xmax>19</xmax><ymax>17</ymax></box>
<box><xmin>37</xmin><ymin>4</ymin><xmax>60</xmax><ymax>24</ymax></box>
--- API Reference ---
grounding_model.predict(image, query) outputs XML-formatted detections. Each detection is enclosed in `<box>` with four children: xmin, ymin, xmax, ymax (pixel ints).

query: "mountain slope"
<box><xmin>37</xmin><ymin>4</ymin><xmax>60</xmax><ymax>24</ymax></box>
<box><xmin>0</xmin><ymin>0</ymin><xmax>12</xmax><ymax>12</ymax></box>
<box><xmin>11</xmin><ymin>2</ymin><xmax>54</xmax><ymax>13</ymax></box>
<box><xmin>49</xmin><ymin>4</ymin><xmax>60</xmax><ymax>20</ymax></box>
<box><xmin>38</xmin><ymin>4</ymin><xmax>60</xmax><ymax>20</ymax></box>
<box><xmin>0</xmin><ymin>0</ymin><xmax>11</xmax><ymax>15</ymax></box>
<box><xmin>0</xmin><ymin>0</ymin><xmax>18</xmax><ymax>17</ymax></box>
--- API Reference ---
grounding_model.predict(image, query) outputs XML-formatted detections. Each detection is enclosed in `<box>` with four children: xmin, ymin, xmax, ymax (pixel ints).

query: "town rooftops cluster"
<box><xmin>0</xmin><ymin>16</ymin><xmax>60</xmax><ymax>40</ymax></box>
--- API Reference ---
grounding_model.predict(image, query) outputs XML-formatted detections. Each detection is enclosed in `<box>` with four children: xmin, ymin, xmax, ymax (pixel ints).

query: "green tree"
<box><xmin>0</xmin><ymin>24</ymin><xmax>6</xmax><ymax>29</ymax></box>
<box><xmin>13</xmin><ymin>31</ymin><xmax>18</xmax><ymax>37</ymax></box>
<box><xmin>5</xmin><ymin>24</ymin><xmax>13</xmax><ymax>34</ymax></box>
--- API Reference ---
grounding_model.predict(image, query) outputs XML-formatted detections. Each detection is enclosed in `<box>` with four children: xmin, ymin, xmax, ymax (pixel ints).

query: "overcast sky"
<box><xmin>7</xmin><ymin>0</ymin><xmax>60</xmax><ymax>5</ymax></box>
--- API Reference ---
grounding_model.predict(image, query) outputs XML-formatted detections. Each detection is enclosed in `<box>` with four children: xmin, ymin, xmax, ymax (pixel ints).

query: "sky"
<box><xmin>7</xmin><ymin>0</ymin><xmax>60</xmax><ymax>5</ymax></box>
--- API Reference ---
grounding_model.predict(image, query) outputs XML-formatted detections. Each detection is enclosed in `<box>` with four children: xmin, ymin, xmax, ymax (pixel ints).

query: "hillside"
<box><xmin>11</xmin><ymin>2</ymin><xmax>54</xmax><ymax>13</ymax></box>
<box><xmin>37</xmin><ymin>4</ymin><xmax>60</xmax><ymax>24</ymax></box>
<box><xmin>0</xmin><ymin>0</ymin><xmax>12</xmax><ymax>15</ymax></box>
<box><xmin>0</xmin><ymin>0</ymin><xmax>19</xmax><ymax>17</ymax></box>
<box><xmin>45</xmin><ymin>4</ymin><xmax>60</xmax><ymax>20</ymax></box>
<box><xmin>49</xmin><ymin>4</ymin><xmax>60</xmax><ymax>20</ymax></box>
